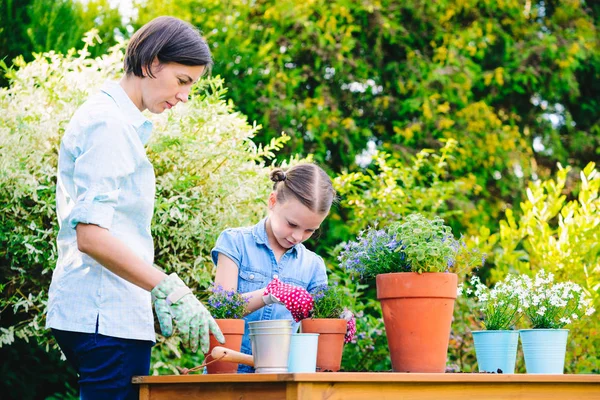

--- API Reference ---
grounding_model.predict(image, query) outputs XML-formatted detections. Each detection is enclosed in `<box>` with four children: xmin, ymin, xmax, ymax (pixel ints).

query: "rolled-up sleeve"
<box><xmin>211</xmin><ymin>229</ymin><xmax>242</xmax><ymax>267</ymax></box>
<box><xmin>68</xmin><ymin>119</ymin><xmax>139</xmax><ymax>230</ymax></box>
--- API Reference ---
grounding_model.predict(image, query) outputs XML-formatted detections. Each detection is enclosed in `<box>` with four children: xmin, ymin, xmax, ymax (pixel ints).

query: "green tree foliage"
<box><xmin>0</xmin><ymin>0</ymin><xmax>123</xmax><ymax>86</ymax></box>
<box><xmin>134</xmin><ymin>0</ymin><xmax>599</xmax><ymax>233</ymax></box>
<box><xmin>333</xmin><ymin>139</ymin><xmax>476</xmax><ymax>237</ymax></box>
<box><xmin>0</xmin><ymin>37</ymin><xmax>291</xmax><ymax>390</ymax></box>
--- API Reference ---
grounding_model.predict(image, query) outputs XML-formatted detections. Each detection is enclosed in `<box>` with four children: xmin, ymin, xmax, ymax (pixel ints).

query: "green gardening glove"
<box><xmin>151</xmin><ymin>273</ymin><xmax>225</xmax><ymax>353</ymax></box>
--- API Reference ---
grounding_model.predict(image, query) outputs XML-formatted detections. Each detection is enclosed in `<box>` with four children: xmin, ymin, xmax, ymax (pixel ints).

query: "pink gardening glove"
<box><xmin>341</xmin><ymin>309</ymin><xmax>356</xmax><ymax>344</ymax></box>
<box><xmin>263</xmin><ymin>278</ymin><xmax>314</xmax><ymax>322</ymax></box>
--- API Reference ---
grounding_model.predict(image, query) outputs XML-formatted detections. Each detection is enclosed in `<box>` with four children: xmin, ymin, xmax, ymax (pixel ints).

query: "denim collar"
<box><xmin>100</xmin><ymin>80</ymin><xmax>153</xmax><ymax>145</ymax></box>
<box><xmin>252</xmin><ymin>217</ymin><xmax>299</xmax><ymax>258</ymax></box>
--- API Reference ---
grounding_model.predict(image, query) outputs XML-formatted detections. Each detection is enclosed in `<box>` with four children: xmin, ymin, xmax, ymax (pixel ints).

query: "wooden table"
<box><xmin>132</xmin><ymin>372</ymin><xmax>600</xmax><ymax>400</ymax></box>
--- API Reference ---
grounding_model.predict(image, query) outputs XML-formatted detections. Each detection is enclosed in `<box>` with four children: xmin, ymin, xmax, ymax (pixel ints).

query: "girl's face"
<box><xmin>140</xmin><ymin>60</ymin><xmax>205</xmax><ymax>114</ymax></box>
<box><xmin>266</xmin><ymin>192</ymin><xmax>328</xmax><ymax>252</ymax></box>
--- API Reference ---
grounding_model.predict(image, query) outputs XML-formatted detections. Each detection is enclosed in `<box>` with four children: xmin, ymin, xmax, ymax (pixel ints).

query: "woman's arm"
<box><xmin>76</xmin><ymin>223</ymin><xmax>166</xmax><ymax>291</ymax></box>
<box><xmin>214</xmin><ymin>254</ymin><xmax>266</xmax><ymax>315</ymax></box>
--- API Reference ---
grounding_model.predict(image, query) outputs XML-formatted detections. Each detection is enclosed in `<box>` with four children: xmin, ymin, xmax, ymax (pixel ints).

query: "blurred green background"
<box><xmin>1</xmin><ymin>0</ymin><xmax>598</xmax><ymax>398</ymax></box>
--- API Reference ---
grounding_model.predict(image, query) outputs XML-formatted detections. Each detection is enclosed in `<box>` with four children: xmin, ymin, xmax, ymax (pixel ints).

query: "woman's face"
<box><xmin>266</xmin><ymin>193</ymin><xmax>327</xmax><ymax>252</ymax></box>
<box><xmin>141</xmin><ymin>60</ymin><xmax>205</xmax><ymax>114</ymax></box>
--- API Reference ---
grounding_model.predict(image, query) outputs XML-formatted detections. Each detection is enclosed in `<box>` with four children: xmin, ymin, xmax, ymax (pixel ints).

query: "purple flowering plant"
<box><xmin>340</xmin><ymin>213</ymin><xmax>485</xmax><ymax>277</ymax></box>
<box><xmin>205</xmin><ymin>285</ymin><xmax>249</xmax><ymax>319</ymax></box>
<box><xmin>338</xmin><ymin>226</ymin><xmax>410</xmax><ymax>278</ymax></box>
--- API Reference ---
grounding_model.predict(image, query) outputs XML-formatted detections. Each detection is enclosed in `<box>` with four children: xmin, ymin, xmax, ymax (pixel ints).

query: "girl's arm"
<box><xmin>214</xmin><ymin>254</ymin><xmax>266</xmax><ymax>315</ymax></box>
<box><xmin>76</xmin><ymin>223</ymin><xmax>167</xmax><ymax>291</ymax></box>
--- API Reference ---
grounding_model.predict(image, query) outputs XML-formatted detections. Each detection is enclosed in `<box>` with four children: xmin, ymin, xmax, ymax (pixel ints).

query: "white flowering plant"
<box><xmin>459</xmin><ymin>274</ymin><xmax>521</xmax><ymax>331</ymax></box>
<box><xmin>512</xmin><ymin>270</ymin><xmax>595</xmax><ymax>329</ymax></box>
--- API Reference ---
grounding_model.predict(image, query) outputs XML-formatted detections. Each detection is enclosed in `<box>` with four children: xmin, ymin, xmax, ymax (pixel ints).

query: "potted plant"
<box><xmin>512</xmin><ymin>270</ymin><xmax>595</xmax><ymax>374</ymax></box>
<box><xmin>300</xmin><ymin>284</ymin><xmax>354</xmax><ymax>372</ymax></box>
<box><xmin>204</xmin><ymin>285</ymin><xmax>249</xmax><ymax>374</ymax></box>
<box><xmin>339</xmin><ymin>213</ymin><xmax>484</xmax><ymax>372</ymax></box>
<box><xmin>460</xmin><ymin>274</ymin><xmax>521</xmax><ymax>373</ymax></box>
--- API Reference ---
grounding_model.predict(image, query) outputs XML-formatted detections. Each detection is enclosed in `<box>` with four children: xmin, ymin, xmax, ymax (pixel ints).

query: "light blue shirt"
<box><xmin>211</xmin><ymin>218</ymin><xmax>328</xmax><ymax>371</ymax></box>
<box><xmin>46</xmin><ymin>81</ymin><xmax>157</xmax><ymax>341</ymax></box>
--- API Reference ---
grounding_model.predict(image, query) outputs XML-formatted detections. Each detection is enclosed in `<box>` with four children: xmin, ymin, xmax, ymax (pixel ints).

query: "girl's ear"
<box><xmin>268</xmin><ymin>192</ymin><xmax>277</xmax><ymax>209</ymax></box>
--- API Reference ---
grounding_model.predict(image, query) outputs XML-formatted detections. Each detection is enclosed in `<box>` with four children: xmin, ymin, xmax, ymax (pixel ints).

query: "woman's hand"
<box><xmin>152</xmin><ymin>273</ymin><xmax>225</xmax><ymax>353</ymax></box>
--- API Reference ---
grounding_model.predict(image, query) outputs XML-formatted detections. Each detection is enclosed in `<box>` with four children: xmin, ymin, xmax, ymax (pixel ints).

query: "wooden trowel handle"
<box><xmin>211</xmin><ymin>346</ymin><xmax>254</xmax><ymax>367</ymax></box>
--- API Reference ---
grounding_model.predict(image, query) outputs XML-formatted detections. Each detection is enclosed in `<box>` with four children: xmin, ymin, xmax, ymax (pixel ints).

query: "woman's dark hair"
<box><xmin>270</xmin><ymin>163</ymin><xmax>336</xmax><ymax>215</ymax></box>
<box><xmin>124</xmin><ymin>16</ymin><xmax>212</xmax><ymax>78</ymax></box>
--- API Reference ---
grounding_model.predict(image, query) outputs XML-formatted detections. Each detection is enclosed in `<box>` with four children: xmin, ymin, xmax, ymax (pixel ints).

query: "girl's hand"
<box><xmin>340</xmin><ymin>309</ymin><xmax>356</xmax><ymax>343</ymax></box>
<box><xmin>262</xmin><ymin>278</ymin><xmax>314</xmax><ymax>322</ymax></box>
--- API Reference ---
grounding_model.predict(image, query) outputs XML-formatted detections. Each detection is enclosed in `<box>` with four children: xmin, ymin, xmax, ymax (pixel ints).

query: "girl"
<box><xmin>46</xmin><ymin>16</ymin><xmax>224</xmax><ymax>399</ymax></box>
<box><xmin>212</xmin><ymin>163</ymin><xmax>336</xmax><ymax>373</ymax></box>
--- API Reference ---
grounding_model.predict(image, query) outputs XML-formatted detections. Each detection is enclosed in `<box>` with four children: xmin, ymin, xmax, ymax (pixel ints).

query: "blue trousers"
<box><xmin>52</xmin><ymin>328</ymin><xmax>153</xmax><ymax>400</ymax></box>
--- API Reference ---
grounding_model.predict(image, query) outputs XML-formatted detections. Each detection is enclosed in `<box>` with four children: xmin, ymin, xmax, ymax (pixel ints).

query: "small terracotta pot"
<box><xmin>300</xmin><ymin>318</ymin><xmax>346</xmax><ymax>372</ymax></box>
<box><xmin>206</xmin><ymin>319</ymin><xmax>245</xmax><ymax>374</ymax></box>
<box><xmin>377</xmin><ymin>272</ymin><xmax>457</xmax><ymax>373</ymax></box>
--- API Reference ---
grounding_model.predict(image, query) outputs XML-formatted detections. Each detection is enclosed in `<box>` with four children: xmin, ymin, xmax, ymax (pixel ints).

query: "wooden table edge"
<box><xmin>132</xmin><ymin>372</ymin><xmax>600</xmax><ymax>384</ymax></box>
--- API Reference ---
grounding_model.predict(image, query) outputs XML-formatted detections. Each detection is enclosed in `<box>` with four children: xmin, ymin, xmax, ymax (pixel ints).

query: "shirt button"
<box><xmin>273</xmin><ymin>274</ymin><xmax>278</xmax><ymax>279</ymax></box>
<box><xmin>249</xmin><ymin>274</ymin><xmax>255</xmax><ymax>280</ymax></box>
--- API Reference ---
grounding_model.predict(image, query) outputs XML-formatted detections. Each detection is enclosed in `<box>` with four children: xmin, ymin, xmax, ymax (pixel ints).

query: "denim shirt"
<box><xmin>211</xmin><ymin>218</ymin><xmax>328</xmax><ymax>372</ymax></box>
<box><xmin>46</xmin><ymin>81</ymin><xmax>156</xmax><ymax>342</ymax></box>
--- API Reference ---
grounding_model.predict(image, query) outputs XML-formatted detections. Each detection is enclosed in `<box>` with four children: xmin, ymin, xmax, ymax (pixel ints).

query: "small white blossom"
<box><xmin>536</xmin><ymin>306</ymin><xmax>547</xmax><ymax>316</ymax></box>
<box><xmin>585</xmin><ymin>307</ymin><xmax>595</xmax><ymax>316</ymax></box>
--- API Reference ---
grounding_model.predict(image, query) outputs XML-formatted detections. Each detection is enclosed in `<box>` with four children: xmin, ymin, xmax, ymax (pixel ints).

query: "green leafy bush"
<box><xmin>333</xmin><ymin>139</ymin><xmax>477</xmax><ymax>238</ymax></box>
<box><xmin>0</xmin><ymin>0</ymin><xmax>124</xmax><ymax>87</ymax></box>
<box><xmin>0</xmin><ymin>37</ymin><xmax>292</xmax><ymax>377</ymax></box>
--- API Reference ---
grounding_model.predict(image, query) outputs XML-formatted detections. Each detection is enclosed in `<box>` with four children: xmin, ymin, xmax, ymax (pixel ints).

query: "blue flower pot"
<box><xmin>520</xmin><ymin>329</ymin><xmax>568</xmax><ymax>374</ymax></box>
<box><xmin>287</xmin><ymin>333</ymin><xmax>320</xmax><ymax>373</ymax></box>
<box><xmin>472</xmin><ymin>330</ymin><xmax>519</xmax><ymax>374</ymax></box>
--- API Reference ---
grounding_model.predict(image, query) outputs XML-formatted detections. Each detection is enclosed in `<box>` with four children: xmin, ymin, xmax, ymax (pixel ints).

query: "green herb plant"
<box><xmin>311</xmin><ymin>285</ymin><xmax>347</xmax><ymax>319</ymax></box>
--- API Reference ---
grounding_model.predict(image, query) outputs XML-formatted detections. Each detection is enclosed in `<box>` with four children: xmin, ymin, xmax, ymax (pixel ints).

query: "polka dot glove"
<box><xmin>262</xmin><ymin>278</ymin><xmax>314</xmax><ymax>322</ymax></box>
<box><xmin>341</xmin><ymin>309</ymin><xmax>357</xmax><ymax>344</ymax></box>
<box><xmin>151</xmin><ymin>273</ymin><xmax>225</xmax><ymax>353</ymax></box>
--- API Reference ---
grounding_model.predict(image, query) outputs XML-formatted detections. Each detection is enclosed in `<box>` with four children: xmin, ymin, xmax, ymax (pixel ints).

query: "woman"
<box><xmin>46</xmin><ymin>16</ymin><xmax>223</xmax><ymax>399</ymax></box>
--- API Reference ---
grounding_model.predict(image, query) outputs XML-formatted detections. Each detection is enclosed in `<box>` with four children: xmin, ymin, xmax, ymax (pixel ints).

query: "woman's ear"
<box><xmin>142</xmin><ymin>58</ymin><xmax>162</xmax><ymax>77</ymax></box>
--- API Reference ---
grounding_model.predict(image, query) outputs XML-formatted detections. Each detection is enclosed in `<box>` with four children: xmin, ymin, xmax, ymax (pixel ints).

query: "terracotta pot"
<box><xmin>206</xmin><ymin>319</ymin><xmax>245</xmax><ymax>374</ymax></box>
<box><xmin>377</xmin><ymin>272</ymin><xmax>458</xmax><ymax>373</ymax></box>
<box><xmin>300</xmin><ymin>318</ymin><xmax>346</xmax><ymax>372</ymax></box>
